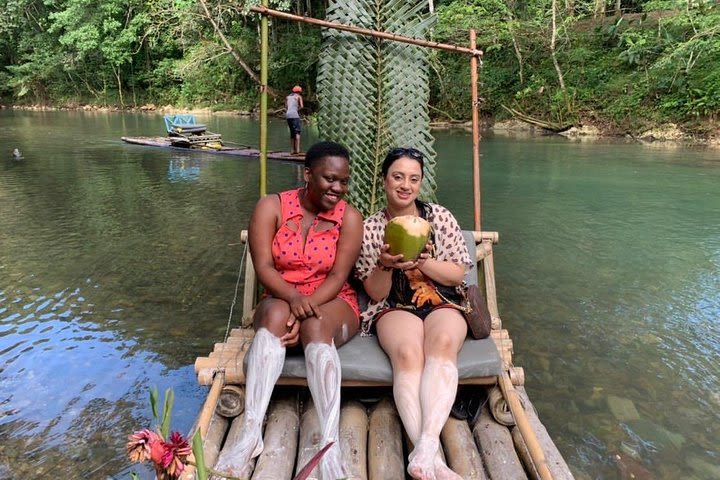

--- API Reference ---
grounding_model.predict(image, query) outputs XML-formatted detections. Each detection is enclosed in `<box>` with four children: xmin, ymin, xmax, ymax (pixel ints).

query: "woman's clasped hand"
<box><xmin>212</xmin><ymin>141</ymin><xmax>362</xmax><ymax>480</ymax></box>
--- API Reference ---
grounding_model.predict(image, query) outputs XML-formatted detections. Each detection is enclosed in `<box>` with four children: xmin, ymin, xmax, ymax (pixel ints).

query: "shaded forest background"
<box><xmin>1</xmin><ymin>0</ymin><xmax>718</xmax><ymax>136</ymax></box>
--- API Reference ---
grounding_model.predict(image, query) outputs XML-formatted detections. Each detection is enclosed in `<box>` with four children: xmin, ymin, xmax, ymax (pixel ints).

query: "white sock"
<box><xmin>408</xmin><ymin>357</ymin><xmax>458</xmax><ymax>480</ymax></box>
<box><xmin>393</xmin><ymin>369</ymin><xmax>422</xmax><ymax>442</ymax></box>
<box><xmin>213</xmin><ymin>328</ymin><xmax>285</xmax><ymax>478</ymax></box>
<box><xmin>305</xmin><ymin>342</ymin><xmax>346</xmax><ymax>480</ymax></box>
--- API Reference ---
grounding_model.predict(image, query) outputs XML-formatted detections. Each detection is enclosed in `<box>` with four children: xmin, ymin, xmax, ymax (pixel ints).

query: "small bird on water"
<box><xmin>12</xmin><ymin>148</ymin><xmax>23</xmax><ymax>160</ymax></box>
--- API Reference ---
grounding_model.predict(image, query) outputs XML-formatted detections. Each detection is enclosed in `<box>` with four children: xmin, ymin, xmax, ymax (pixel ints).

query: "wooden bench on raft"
<box><xmin>185</xmin><ymin>231</ymin><xmax>572</xmax><ymax>480</ymax></box>
<box><xmin>194</xmin><ymin>231</ymin><xmax>519</xmax><ymax>387</ymax></box>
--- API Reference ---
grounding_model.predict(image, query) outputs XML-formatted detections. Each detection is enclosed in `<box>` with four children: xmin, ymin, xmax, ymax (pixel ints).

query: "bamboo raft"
<box><xmin>180</xmin><ymin>231</ymin><xmax>575</xmax><ymax>480</ymax></box>
<box><xmin>121</xmin><ymin>136</ymin><xmax>306</xmax><ymax>162</ymax></box>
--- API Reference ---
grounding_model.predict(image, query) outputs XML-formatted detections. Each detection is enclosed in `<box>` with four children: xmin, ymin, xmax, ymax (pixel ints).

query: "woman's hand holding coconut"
<box><xmin>377</xmin><ymin>243</ymin><xmax>431</xmax><ymax>271</ymax></box>
<box><xmin>354</xmin><ymin>147</ymin><xmax>473</xmax><ymax>480</ymax></box>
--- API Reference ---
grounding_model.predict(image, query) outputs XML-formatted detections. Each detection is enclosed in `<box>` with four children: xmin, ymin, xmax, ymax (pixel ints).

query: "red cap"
<box><xmin>292</xmin><ymin>85</ymin><xmax>302</xmax><ymax>93</ymax></box>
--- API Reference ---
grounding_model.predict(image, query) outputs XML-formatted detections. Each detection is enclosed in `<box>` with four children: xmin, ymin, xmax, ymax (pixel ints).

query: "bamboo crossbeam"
<box><xmin>250</xmin><ymin>6</ymin><xmax>483</xmax><ymax>57</ymax></box>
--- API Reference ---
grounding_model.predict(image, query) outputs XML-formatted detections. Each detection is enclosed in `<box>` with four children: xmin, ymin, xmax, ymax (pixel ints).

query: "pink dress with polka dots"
<box><xmin>270</xmin><ymin>188</ymin><xmax>360</xmax><ymax>318</ymax></box>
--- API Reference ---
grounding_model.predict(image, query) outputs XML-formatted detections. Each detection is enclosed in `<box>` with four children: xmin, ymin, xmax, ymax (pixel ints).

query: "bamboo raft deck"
<box><xmin>121</xmin><ymin>136</ymin><xmax>306</xmax><ymax>162</ymax></box>
<box><xmin>181</xmin><ymin>232</ymin><xmax>575</xmax><ymax>480</ymax></box>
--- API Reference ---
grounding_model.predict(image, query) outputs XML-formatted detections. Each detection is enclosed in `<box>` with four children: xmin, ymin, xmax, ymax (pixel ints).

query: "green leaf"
<box><xmin>160</xmin><ymin>387</ymin><xmax>175</xmax><ymax>440</ymax></box>
<box><xmin>192</xmin><ymin>431</ymin><xmax>208</xmax><ymax>480</ymax></box>
<box><xmin>317</xmin><ymin>0</ymin><xmax>437</xmax><ymax>217</ymax></box>
<box><xmin>150</xmin><ymin>385</ymin><xmax>160</xmax><ymax>423</ymax></box>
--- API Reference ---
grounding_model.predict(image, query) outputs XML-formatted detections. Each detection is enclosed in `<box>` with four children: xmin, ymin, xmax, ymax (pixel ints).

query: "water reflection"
<box><xmin>0</xmin><ymin>111</ymin><xmax>719</xmax><ymax>479</ymax></box>
<box><xmin>167</xmin><ymin>155</ymin><xmax>204</xmax><ymax>183</ymax></box>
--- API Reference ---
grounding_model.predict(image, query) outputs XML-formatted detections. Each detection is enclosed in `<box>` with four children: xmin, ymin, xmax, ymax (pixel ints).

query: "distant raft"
<box><xmin>121</xmin><ymin>114</ymin><xmax>305</xmax><ymax>162</ymax></box>
<box><xmin>121</xmin><ymin>136</ymin><xmax>305</xmax><ymax>162</ymax></box>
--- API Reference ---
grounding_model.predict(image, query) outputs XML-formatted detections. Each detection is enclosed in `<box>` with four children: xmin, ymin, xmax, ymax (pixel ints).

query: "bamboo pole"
<box><xmin>259</xmin><ymin>0</ymin><xmax>269</xmax><ymax>197</ymax></box>
<box><xmin>217</xmin><ymin>412</ymin><xmax>257</xmax><ymax>476</ymax></box>
<box><xmin>252</xmin><ymin>396</ymin><xmax>300</xmax><ymax>479</ymax></box>
<box><xmin>472</xmin><ymin>231</ymin><xmax>499</xmax><ymax>244</ymax></box>
<box><xmin>367</xmin><ymin>398</ymin><xmax>405</xmax><ymax>480</ymax></box>
<box><xmin>515</xmin><ymin>387</ymin><xmax>574</xmax><ymax>480</ymax></box>
<box><xmin>470</xmin><ymin>29</ymin><xmax>481</xmax><ymax>231</ymax></box>
<box><xmin>473</xmin><ymin>406</ymin><xmax>527</xmax><ymax>479</ymax></box>
<box><xmin>498</xmin><ymin>371</ymin><xmax>554</xmax><ymax>480</ymax></box>
<box><xmin>512</xmin><ymin>427</ymin><xmax>541</xmax><ymax>480</ymax></box>
<box><xmin>217</xmin><ymin>385</ymin><xmax>245</xmax><ymax>418</ymax></box>
<box><xmin>179</xmin><ymin>372</ymin><xmax>225</xmax><ymax>480</ymax></box>
<box><xmin>250</xmin><ymin>6</ymin><xmax>482</xmax><ymax>57</ymax></box>
<box><xmin>441</xmin><ymin>416</ymin><xmax>487</xmax><ymax>479</ymax></box>
<box><xmin>297</xmin><ymin>400</ymin><xmax>322</xmax><ymax>480</ymax></box>
<box><xmin>202</xmin><ymin>414</ymin><xmax>230</xmax><ymax>473</ymax></box>
<box><xmin>340</xmin><ymin>401</ymin><xmax>369</xmax><ymax>480</ymax></box>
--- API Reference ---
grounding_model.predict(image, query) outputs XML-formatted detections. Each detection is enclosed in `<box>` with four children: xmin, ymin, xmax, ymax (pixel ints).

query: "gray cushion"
<box><xmin>462</xmin><ymin>231</ymin><xmax>479</xmax><ymax>287</ymax></box>
<box><xmin>280</xmin><ymin>334</ymin><xmax>501</xmax><ymax>382</ymax></box>
<box><xmin>248</xmin><ymin>230</ymin><xmax>501</xmax><ymax>382</ymax></box>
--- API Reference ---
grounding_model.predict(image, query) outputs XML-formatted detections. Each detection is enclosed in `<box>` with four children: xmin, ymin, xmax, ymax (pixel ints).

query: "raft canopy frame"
<box><xmin>251</xmin><ymin>3</ymin><xmax>483</xmax><ymax>231</ymax></box>
<box><xmin>181</xmin><ymin>5</ymin><xmax>566</xmax><ymax>480</ymax></box>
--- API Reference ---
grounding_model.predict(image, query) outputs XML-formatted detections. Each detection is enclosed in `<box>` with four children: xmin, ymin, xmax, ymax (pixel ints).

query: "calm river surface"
<box><xmin>0</xmin><ymin>110</ymin><xmax>718</xmax><ymax>479</ymax></box>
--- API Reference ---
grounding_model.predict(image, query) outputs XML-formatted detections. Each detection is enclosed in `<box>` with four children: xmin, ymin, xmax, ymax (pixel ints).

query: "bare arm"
<box><xmin>247</xmin><ymin>195</ymin><xmax>299</xmax><ymax>302</ymax></box>
<box><xmin>362</xmin><ymin>244</ymin><xmax>400</xmax><ymax>302</ymax></box>
<box><xmin>417</xmin><ymin>258</ymin><xmax>465</xmax><ymax>286</ymax></box>
<box><xmin>308</xmin><ymin>205</ymin><xmax>363</xmax><ymax>305</ymax></box>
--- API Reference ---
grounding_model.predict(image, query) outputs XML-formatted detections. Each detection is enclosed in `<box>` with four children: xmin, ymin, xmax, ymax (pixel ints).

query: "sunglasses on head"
<box><xmin>388</xmin><ymin>147</ymin><xmax>424</xmax><ymax>161</ymax></box>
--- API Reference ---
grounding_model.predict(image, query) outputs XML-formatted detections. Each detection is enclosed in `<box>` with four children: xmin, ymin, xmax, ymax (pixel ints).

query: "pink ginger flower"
<box><xmin>161</xmin><ymin>431</ymin><xmax>193</xmax><ymax>479</ymax></box>
<box><xmin>126</xmin><ymin>429</ymin><xmax>161</xmax><ymax>463</ymax></box>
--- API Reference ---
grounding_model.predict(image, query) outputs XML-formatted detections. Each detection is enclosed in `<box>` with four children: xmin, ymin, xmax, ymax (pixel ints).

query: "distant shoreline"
<box><xmin>4</xmin><ymin>103</ymin><xmax>718</xmax><ymax>148</ymax></box>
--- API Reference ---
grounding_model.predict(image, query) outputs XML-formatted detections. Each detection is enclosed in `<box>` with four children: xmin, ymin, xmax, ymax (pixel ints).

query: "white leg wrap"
<box><xmin>305</xmin><ymin>342</ymin><xmax>346</xmax><ymax>480</ymax></box>
<box><xmin>408</xmin><ymin>357</ymin><xmax>458</xmax><ymax>480</ymax></box>
<box><xmin>393</xmin><ymin>369</ymin><xmax>422</xmax><ymax>443</ymax></box>
<box><xmin>213</xmin><ymin>328</ymin><xmax>285</xmax><ymax>478</ymax></box>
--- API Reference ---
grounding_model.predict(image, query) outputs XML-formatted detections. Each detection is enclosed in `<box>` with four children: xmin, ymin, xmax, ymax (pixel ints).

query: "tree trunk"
<box><xmin>550</xmin><ymin>0</ymin><xmax>566</xmax><ymax>91</ymax></box>
<box><xmin>197</xmin><ymin>0</ymin><xmax>279</xmax><ymax>98</ymax></box>
<box><xmin>114</xmin><ymin>66</ymin><xmax>125</xmax><ymax>107</ymax></box>
<box><xmin>594</xmin><ymin>0</ymin><xmax>606</xmax><ymax>18</ymax></box>
<box><xmin>508</xmin><ymin>21</ymin><xmax>524</xmax><ymax>84</ymax></box>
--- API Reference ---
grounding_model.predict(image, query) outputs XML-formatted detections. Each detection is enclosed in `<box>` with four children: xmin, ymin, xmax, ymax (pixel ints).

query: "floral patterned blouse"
<box><xmin>354</xmin><ymin>201</ymin><xmax>472</xmax><ymax>334</ymax></box>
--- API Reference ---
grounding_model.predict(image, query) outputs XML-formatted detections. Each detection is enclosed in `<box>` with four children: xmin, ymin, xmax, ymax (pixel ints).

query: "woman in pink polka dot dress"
<box><xmin>213</xmin><ymin>141</ymin><xmax>363</xmax><ymax>480</ymax></box>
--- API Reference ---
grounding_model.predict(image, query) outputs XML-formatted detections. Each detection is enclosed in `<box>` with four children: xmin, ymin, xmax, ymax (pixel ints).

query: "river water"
<box><xmin>0</xmin><ymin>110</ymin><xmax>718</xmax><ymax>479</ymax></box>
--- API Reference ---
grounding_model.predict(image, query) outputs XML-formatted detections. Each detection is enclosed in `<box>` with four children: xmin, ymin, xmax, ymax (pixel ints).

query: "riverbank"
<box><xmin>5</xmin><ymin>103</ymin><xmax>719</xmax><ymax>148</ymax></box>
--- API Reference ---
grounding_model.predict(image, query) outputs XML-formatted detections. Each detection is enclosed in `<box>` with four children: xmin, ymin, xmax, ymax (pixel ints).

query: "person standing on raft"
<box><xmin>212</xmin><ymin>141</ymin><xmax>363</xmax><ymax>480</ymax></box>
<box><xmin>286</xmin><ymin>85</ymin><xmax>304</xmax><ymax>155</ymax></box>
<box><xmin>354</xmin><ymin>147</ymin><xmax>472</xmax><ymax>480</ymax></box>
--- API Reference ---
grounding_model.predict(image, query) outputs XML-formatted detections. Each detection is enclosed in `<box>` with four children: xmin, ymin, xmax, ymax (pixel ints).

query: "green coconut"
<box><xmin>384</xmin><ymin>215</ymin><xmax>431</xmax><ymax>261</ymax></box>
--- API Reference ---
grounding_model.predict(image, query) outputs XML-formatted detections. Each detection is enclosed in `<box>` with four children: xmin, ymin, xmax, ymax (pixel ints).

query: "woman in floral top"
<box><xmin>355</xmin><ymin>147</ymin><xmax>472</xmax><ymax>480</ymax></box>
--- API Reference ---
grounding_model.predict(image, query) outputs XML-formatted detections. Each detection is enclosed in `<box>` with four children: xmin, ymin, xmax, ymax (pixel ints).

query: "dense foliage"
<box><xmin>318</xmin><ymin>0</ymin><xmax>437</xmax><ymax>214</ymax></box>
<box><xmin>1</xmin><ymin>0</ymin><xmax>717</xmax><ymax>133</ymax></box>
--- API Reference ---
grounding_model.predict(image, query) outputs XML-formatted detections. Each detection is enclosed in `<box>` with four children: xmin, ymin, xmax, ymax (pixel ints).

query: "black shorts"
<box><xmin>375</xmin><ymin>303</ymin><xmax>459</xmax><ymax>323</ymax></box>
<box><xmin>287</xmin><ymin>118</ymin><xmax>302</xmax><ymax>137</ymax></box>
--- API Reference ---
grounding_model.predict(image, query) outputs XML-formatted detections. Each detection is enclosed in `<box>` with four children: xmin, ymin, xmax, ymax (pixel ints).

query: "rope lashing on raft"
<box><xmin>193</xmin><ymin>240</ymin><xmax>249</xmax><ymax>457</ymax></box>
